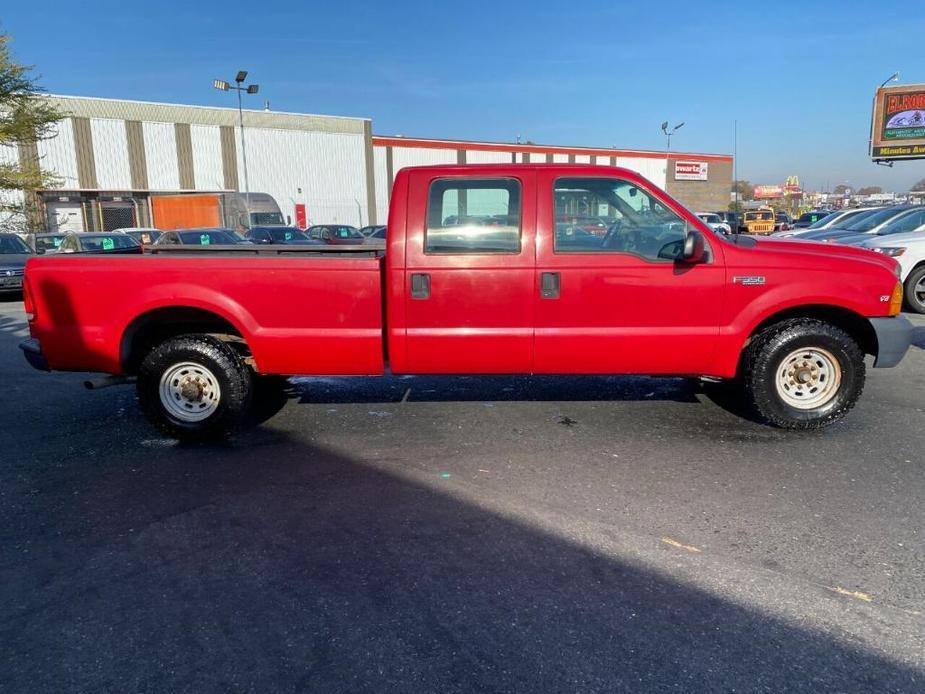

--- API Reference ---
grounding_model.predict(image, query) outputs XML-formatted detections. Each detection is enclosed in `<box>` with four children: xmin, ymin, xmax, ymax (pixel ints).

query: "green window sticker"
<box><xmin>285</xmin><ymin>232</ymin><xmax>293</xmax><ymax>240</ymax></box>
<box><xmin>53</xmin><ymin>238</ymin><xmax>62</xmax><ymax>247</ymax></box>
<box><xmin>200</xmin><ymin>234</ymin><xmax>211</xmax><ymax>245</ymax></box>
<box><xmin>102</xmin><ymin>238</ymin><xmax>114</xmax><ymax>251</ymax></box>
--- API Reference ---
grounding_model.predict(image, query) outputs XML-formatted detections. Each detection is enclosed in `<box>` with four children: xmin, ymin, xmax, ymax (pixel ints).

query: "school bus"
<box><xmin>742</xmin><ymin>207</ymin><xmax>776</xmax><ymax>235</ymax></box>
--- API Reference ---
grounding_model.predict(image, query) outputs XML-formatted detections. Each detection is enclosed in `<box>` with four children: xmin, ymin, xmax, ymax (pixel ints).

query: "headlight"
<box><xmin>871</xmin><ymin>247</ymin><xmax>906</xmax><ymax>257</ymax></box>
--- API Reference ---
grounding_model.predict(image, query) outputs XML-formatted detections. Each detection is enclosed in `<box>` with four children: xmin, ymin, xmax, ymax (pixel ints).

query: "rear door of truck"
<box><xmin>400</xmin><ymin>169</ymin><xmax>537</xmax><ymax>373</ymax></box>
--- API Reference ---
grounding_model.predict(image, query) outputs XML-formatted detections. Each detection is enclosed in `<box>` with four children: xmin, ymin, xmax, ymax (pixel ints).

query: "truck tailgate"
<box><xmin>26</xmin><ymin>254</ymin><xmax>385</xmax><ymax>376</ymax></box>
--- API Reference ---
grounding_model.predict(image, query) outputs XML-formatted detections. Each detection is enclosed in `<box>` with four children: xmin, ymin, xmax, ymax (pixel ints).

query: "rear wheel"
<box><xmin>904</xmin><ymin>265</ymin><xmax>925</xmax><ymax>314</ymax></box>
<box><xmin>740</xmin><ymin>319</ymin><xmax>865</xmax><ymax>429</ymax></box>
<box><xmin>137</xmin><ymin>335</ymin><xmax>252</xmax><ymax>441</ymax></box>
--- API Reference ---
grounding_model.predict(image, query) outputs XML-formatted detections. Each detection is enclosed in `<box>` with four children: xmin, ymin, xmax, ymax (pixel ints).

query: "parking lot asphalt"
<box><xmin>1</xmin><ymin>296</ymin><xmax>923</xmax><ymax>693</ymax></box>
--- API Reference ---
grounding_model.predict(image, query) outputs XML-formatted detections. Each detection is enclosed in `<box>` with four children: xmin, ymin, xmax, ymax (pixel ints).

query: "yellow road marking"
<box><xmin>661</xmin><ymin>537</ymin><xmax>701</xmax><ymax>553</ymax></box>
<box><xmin>830</xmin><ymin>586</ymin><xmax>873</xmax><ymax>602</ymax></box>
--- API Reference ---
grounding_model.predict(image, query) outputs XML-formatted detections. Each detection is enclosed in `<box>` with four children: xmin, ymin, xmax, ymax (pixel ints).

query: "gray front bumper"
<box><xmin>870</xmin><ymin>316</ymin><xmax>913</xmax><ymax>368</ymax></box>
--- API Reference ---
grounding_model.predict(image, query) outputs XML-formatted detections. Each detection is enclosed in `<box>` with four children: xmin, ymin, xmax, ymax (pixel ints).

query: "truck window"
<box><xmin>425</xmin><ymin>178</ymin><xmax>521</xmax><ymax>254</ymax></box>
<box><xmin>554</xmin><ymin>177</ymin><xmax>689</xmax><ymax>262</ymax></box>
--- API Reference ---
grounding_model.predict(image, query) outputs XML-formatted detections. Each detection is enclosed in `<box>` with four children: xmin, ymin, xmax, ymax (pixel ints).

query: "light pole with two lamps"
<box><xmin>213</xmin><ymin>71</ymin><xmax>260</xmax><ymax>212</ymax></box>
<box><xmin>661</xmin><ymin>120</ymin><xmax>684</xmax><ymax>185</ymax></box>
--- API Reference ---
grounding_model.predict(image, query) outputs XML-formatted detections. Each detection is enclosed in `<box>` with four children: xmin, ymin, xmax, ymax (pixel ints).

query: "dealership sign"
<box><xmin>674</xmin><ymin>161</ymin><xmax>708</xmax><ymax>181</ymax></box>
<box><xmin>870</xmin><ymin>83</ymin><xmax>925</xmax><ymax>161</ymax></box>
<box><xmin>753</xmin><ymin>185</ymin><xmax>784</xmax><ymax>199</ymax></box>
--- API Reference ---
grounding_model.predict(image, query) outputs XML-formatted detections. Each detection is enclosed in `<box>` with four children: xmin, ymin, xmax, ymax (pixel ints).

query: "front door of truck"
<box><xmin>533</xmin><ymin>172</ymin><xmax>724</xmax><ymax>374</ymax></box>
<box><xmin>403</xmin><ymin>171</ymin><xmax>536</xmax><ymax>373</ymax></box>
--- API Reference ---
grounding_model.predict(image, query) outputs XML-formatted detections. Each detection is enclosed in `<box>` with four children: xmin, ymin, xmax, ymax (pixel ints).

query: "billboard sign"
<box><xmin>870</xmin><ymin>84</ymin><xmax>925</xmax><ymax>161</ymax></box>
<box><xmin>753</xmin><ymin>185</ymin><xmax>784</xmax><ymax>199</ymax></box>
<box><xmin>674</xmin><ymin>161</ymin><xmax>708</xmax><ymax>181</ymax></box>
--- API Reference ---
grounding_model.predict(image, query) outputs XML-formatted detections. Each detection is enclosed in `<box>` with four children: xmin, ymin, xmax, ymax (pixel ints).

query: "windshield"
<box><xmin>268</xmin><ymin>228</ymin><xmax>309</xmax><ymax>242</ymax></box>
<box><xmin>250</xmin><ymin>212</ymin><xmax>285</xmax><ymax>226</ymax></box>
<box><xmin>179</xmin><ymin>230</ymin><xmax>239</xmax><ymax>245</ymax></box>
<box><xmin>0</xmin><ymin>235</ymin><xmax>32</xmax><ymax>254</ymax></box>
<box><xmin>698</xmin><ymin>214</ymin><xmax>720</xmax><ymax>223</ymax></box>
<box><xmin>874</xmin><ymin>208</ymin><xmax>925</xmax><ymax>236</ymax></box>
<box><xmin>745</xmin><ymin>211</ymin><xmax>773</xmax><ymax>221</ymax></box>
<box><xmin>841</xmin><ymin>207</ymin><xmax>905</xmax><ymax>232</ymax></box>
<box><xmin>805</xmin><ymin>212</ymin><xmax>838</xmax><ymax>229</ymax></box>
<box><xmin>329</xmin><ymin>226</ymin><xmax>363</xmax><ymax>239</ymax></box>
<box><xmin>82</xmin><ymin>235</ymin><xmax>139</xmax><ymax>251</ymax></box>
<box><xmin>35</xmin><ymin>235</ymin><xmax>66</xmax><ymax>253</ymax></box>
<box><xmin>126</xmin><ymin>230</ymin><xmax>161</xmax><ymax>244</ymax></box>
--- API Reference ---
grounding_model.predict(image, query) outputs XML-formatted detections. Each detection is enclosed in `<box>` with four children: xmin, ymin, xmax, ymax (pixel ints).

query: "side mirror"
<box><xmin>682</xmin><ymin>229</ymin><xmax>706</xmax><ymax>263</ymax></box>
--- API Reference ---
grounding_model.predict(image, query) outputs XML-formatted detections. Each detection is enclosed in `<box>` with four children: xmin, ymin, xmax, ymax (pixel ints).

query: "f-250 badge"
<box><xmin>732</xmin><ymin>276</ymin><xmax>766</xmax><ymax>286</ymax></box>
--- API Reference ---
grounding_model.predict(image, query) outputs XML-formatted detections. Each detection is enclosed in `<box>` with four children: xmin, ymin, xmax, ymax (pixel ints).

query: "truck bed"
<box><xmin>26</xmin><ymin>249</ymin><xmax>386</xmax><ymax>376</ymax></box>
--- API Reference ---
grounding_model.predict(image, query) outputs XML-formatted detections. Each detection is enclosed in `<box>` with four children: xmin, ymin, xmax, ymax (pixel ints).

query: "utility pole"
<box><xmin>661</xmin><ymin>121</ymin><xmax>684</xmax><ymax>189</ymax></box>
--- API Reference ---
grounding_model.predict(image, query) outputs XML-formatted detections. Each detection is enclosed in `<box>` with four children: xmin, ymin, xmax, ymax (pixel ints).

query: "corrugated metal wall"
<box><xmin>239</xmin><ymin>129</ymin><xmax>368</xmax><ymax>226</ymax></box>
<box><xmin>189</xmin><ymin>124</ymin><xmax>225</xmax><ymax>190</ymax></box>
<box><xmin>90</xmin><ymin>118</ymin><xmax>131</xmax><ymax>190</ymax></box>
<box><xmin>142</xmin><ymin>122</ymin><xmax>180</xmax><ymax>190</ymax></box>
<box><xmin>36</xmin><ymin>119</ymin><xmax>80</xmax><ymax>189</ymax></box>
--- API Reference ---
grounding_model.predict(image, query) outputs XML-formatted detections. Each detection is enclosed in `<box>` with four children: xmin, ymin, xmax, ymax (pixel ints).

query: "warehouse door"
<box><xmin>45</xmin><ymin>202</ymin><xmax>84</xmax><ymax>232</ymax></box>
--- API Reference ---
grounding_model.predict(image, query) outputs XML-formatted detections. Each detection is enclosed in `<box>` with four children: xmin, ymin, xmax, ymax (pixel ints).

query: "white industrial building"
<box><xmin>1</xmin><ymin>95</ymin><xmax>733</xmax><ymax>232</ymax></box>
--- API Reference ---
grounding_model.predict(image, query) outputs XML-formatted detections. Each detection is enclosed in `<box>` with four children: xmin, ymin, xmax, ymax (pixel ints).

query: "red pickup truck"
<box><xmin>20</xmin><ymin>164</ymin><xmax>911</xmax><ymax>440</ymax></box>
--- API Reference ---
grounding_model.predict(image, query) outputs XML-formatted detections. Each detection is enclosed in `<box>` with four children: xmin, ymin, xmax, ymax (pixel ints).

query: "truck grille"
<box><xmin>1</xmin><ymin>268</ymin><xmax>25</xmax><ymax>277</ymax></box>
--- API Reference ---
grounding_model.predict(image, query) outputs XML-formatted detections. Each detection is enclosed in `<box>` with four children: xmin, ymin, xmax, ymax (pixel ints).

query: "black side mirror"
<box><xmin>682</xmin><ymin>229</ymin><xmax>706</xmax><ymax>263</ymax></box>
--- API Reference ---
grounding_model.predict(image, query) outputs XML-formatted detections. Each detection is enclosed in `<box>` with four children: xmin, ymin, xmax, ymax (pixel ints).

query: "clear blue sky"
<box><xmin>4</xmin><ymin>0</ymin><xmax>925</xmax><ymax>191</ymax></box>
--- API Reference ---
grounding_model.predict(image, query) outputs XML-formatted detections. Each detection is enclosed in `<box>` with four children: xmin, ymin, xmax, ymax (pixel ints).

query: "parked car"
<box><xmin>862</xmin><ymin>229</ymin><xmax>925</xmax><ymax>313</ymax></box>
<box><xmin>244</xmin><ymin>226</ymin><xmax>323</xmax><ymax>245</ymax></box>
<box><xmin>154</xmin><ymin>229</ymin><xmax>248</xmax><ymax>246</ymax></box>
<box><xmin>716</xmin><ymin>211</ymin><xmax>744</xmax><ymax>233</ymax></box>
<box><xmin>306</xmin><ymin>225</ymin><xmax>366</xmax><ymax>245</ymax></box>
<box><xmin>774</xmin><ymin>213</ymin><xmax>792</xmax><ymax>232</ymax></box>
<box><xmin>0</xmin><ymin>233</ymin><xmax>33</xmax><ymax>295</ymax></box>
<box><xmin>362</xmin><ymin>225</ymin><xmax>387</xmax><ymax>248</ymax></box>
<box><xmin>797</xmin><ymin>206</ymin><xmax>914</xmax><ymax>244</ymax></box>
<box><xmin>29</xmin><ymin>233</ymin><xmax>68</xmax><ymax>254</ymax></box>
<box><xmin>20</xmin><ymin>163</ymin><xmax>910</xmax><ymax>441</ymax></box>
<box><xmin>834</xmin><ymin>207</ymin><xmax>925</xmax><ymax>246</ymax></box>
<box><xmin>115</xmin><ymin>228</ymin><xmax>162</xmax><ymax>246</ymax></box>
<box><xmin>792</xmin><ymin>210</ymin><xmax>834</xmax><ymax>229</ymax></box>
<box><xmin>696</xmin><ymin>213</ymin><xmax>731</xmax><ymax>235</ymax></box>
<box><xmin>771</xmin><ymin>208</ymin><xmax>881</xmax><ymax>239</ymax></box>
<box><xmin>56</xmin><ymin>232</ymin><xmax>142</xmax><ymax>254</ymax></box>
<box><xmin>359</xmin><ymin>225</ymin><xmax>387</xmax><ymax>238</ymax></box>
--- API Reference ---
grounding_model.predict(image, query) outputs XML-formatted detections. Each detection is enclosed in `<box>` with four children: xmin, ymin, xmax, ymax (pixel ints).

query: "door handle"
<box><xmin>410</xmin><ymin>273</ymin><xmax>431</xmax><ymax>299</ymax></box>
<box><xmin>540</xmin><ymin>272</ymin><xmax>560</xmax><ymax>299</ymax></box>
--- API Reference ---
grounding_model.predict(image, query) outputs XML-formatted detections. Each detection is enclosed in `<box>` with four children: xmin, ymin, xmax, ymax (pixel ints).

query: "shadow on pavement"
<box><xmin>1</xmin><ymin>433</ymin><xmax>920</xmax><ymax>692</ymax></box>
<box><xmin>911</xmin><ymin>325</ymin><xmax>925</xmax><ymax>350</ymax></box>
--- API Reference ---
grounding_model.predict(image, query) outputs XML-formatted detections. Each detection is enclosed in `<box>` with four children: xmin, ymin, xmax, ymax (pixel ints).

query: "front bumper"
<box><xmin>19</xmin><ymin>338</ymin><xmax>50</xmax><ymax>372</ymax></box>
<box><xmin>870</xmin><ymin>316</ymin><xmax>913</xmax><ymax>368</ymax></box>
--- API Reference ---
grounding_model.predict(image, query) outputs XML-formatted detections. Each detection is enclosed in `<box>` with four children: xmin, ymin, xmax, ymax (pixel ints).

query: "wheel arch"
<box><xmin>120</xmin><ymin>305</ymin><xmax>251</xmax><ymax>374</ymax></box>
<box><xmin>741</xmin><ymin>304</ymin><xmax>878</xmax><ymax>370</ymax></box>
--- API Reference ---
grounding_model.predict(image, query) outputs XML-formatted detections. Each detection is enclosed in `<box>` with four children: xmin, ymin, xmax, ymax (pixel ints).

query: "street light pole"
<box><xmin>213</xmin><ymin>71</ymin><xmax>260</xmax><ymax>225</ymax></box>
<box><xmin>660</xmin><ymin>120</ymin><xmax>684</xmax><ymax>188</ymax></box>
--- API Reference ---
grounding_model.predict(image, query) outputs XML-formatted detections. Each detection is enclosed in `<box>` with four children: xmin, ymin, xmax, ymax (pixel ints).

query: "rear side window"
<box><xmin>425</xmin><ymin>178</ymin><xmax>521</xmax><ymax>254</ymax></box>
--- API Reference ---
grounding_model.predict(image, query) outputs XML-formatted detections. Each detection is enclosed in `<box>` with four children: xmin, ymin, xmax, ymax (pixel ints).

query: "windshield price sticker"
<box><xmin>101</xmin><ymin>238</ymin><xmax>114</xmax><ymax>251</ymax></box>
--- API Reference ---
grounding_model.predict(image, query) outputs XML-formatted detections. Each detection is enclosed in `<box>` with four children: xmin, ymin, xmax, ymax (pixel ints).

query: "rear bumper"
<box><xmin>870</xmin><ymin>316</ymin><xmax>913</xmax><ymax>368</ymax></box>
<box><xmin>19</xmin><ymin>337</ymin><xmax>50</xmax><ymax>372</ymax></box>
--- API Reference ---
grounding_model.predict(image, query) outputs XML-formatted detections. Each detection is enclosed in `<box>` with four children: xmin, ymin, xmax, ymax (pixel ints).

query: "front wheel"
<box><xmin>904</xmin><ymin>265</ymin><xmax>925</xmax><ymax>314</ymax></box>
<box><xmin>137</xmin><ymin>335</ymin><xmax>252</xmax><ymax>441</ymax></box>
<box><xmin>740</xmin><ymin>319</ymin><xmax>865</xmax><ymax>429</ymax></box>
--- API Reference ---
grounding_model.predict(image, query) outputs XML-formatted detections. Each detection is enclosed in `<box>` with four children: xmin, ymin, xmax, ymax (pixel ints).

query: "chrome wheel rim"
<box><xmin>159</xmin><ymin>362</ymin><xmax>221</xmax><ymax>422</ymax></box>
<box><xmin>775</xmin><ymin>348</ymin><xmax>841</xmax><ymax>410</ymax></box>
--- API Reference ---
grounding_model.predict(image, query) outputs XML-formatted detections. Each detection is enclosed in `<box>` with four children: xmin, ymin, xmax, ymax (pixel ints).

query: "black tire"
<box><xmin>248</xmin><ymin>374</ymin><xmax>292</xmax><ymax>425</ymax></box>
<box><xmin>740</xmin><ymin>318</ymin><xmax>865</xmax><ymax>429</ymax></box>
<box><xmin>903</xmin><ymin>265</ymin><xmax>925</xmax><ymax>314</ymax></box>
<box><xmin>137</xmin><ymin>334</ymin><xmax>252</xmax><ymax>442</ymax></box>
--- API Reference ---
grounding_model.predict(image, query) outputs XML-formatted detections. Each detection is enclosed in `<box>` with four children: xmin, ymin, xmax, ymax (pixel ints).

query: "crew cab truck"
<box><xmin>20</xmin><ymin>164</ymin><xmax>912</xmax><ymax>441</ymax></box>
